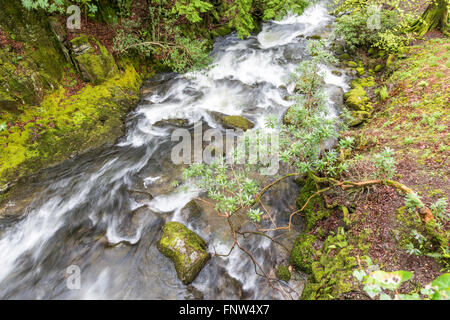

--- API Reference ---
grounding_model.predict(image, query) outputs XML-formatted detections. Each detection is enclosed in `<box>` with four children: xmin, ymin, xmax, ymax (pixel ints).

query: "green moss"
<box><xmin>356</xmin><ymin>66</ymin><xmax>365</xmax><ymax>76</ymax></box>
<box><xmin>0</xmin><ymin>64</ymin><xmax>141</xmax><ymax>184</ymax></box>
<box><xmin>157</xmin><ymin>221</ymin><xmax>211</xmax><ymax>284</ymax></box>
<box><xmin>344</xmin><ymin>85</ymin><xmax>369</xmax><ymax>111</ymax></box>
<box><xmin>296</xmin><ymin>177</ymin><xmax>332</xmax><ymax>230</ymax></box>
<box><xmin>347</xmin><ymin>61</ymin><xmax>358</xmax><ymax>68</ymax></box>
<box><xmin>352</xmin><ymin>77</ymin><xmax>376</xmax><ymax>88</ymax></box>
<box><xmin>221</xmin><ymin>115</ymin><xmax>255</xmax><ymax>131</ymax></box>
<box><xmin>349</xmin><ymin>110</ymin><xmax>371</xmax><ymax>127</ymax></box>
<box><xmin>275</xmin><ymin>265</ymin><xmax>291</xmax><ymax>282</ymax></box>
<box><xmin>340</xmin><ymin>53</ymin><xmax>351</xmax><ymax>60</ymax></box>
<box><xmin>290</xmin><ymin>233</ymin><xmax>317</xmax><ymax>273</ymax></box>
<box><xmin>70</xmin><ymin>35</ymin><xmax>118</xmax><ymax>85</ymax></box>
<box><xmin>301</xmin><ymin>229</ymin><xmax>358</xmax><ymax>300</ymax></box>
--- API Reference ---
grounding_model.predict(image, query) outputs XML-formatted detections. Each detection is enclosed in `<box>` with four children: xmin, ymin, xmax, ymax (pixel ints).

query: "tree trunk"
<box><xmin>410</xmin><ymin>0</ymin><xmax>449</xmax><ymax>36</ymax></box>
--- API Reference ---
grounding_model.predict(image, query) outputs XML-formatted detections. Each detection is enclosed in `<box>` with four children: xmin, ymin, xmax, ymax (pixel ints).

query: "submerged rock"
<box><xmin>181</xmin><ymin>200</ymin><xmax>203</xmax><ymax>219</ymax></box>
<box><xmin>157</xmin><ymin>222</ymin><xmax>210</xmax><ymax>284</ymax></box>
<box><xmin>154</xmin><ymin>118</ymin><xmax>190</xmax><ymax>127</ymax></box>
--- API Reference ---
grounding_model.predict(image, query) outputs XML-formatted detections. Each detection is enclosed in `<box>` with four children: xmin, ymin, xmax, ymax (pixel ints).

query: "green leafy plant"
<box><xmin>333</xmin><ymin>4</ymin><xmax>410</xmax><ymax>53</ymax></box>
<box><xmin>373</xmin><ymin>147</ymin><xmax>396</xmax><ymax>179</ymax></box>
<box><xmin>354</xmin><ymin>268</ymin><xmax>450</xmax><ymax>300</ymax></box>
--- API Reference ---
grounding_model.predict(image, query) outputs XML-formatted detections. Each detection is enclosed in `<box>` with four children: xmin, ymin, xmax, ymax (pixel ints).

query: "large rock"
<box><xmin>157</xmin><ymin>222</ymin><xmax>210</xmax><ymax>284</ymax></box>
<box><xmin>211</xmin><ymin>112</ymin><xmax>255</xmax><ymax>131</ymax></box>
<box><xmin>344</xmin><ymin>85</ymin><xmax>369</xmax><ymax>111</ymax></box>
<box><xmin>0</xmin><ymin>1</ymin><xmax>68</xmax><ymax>110</ymax></box>
<box><xmin>70</xmin><ymin>35</ymin><xmax>118</xmax><ymax>85</ymax></box>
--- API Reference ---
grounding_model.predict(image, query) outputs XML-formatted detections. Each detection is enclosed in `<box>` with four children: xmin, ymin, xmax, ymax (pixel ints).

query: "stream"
<box><xmin>0</xmin><ymin>1</ymin><xmax>349</xmax><ymax>299</ymax></box>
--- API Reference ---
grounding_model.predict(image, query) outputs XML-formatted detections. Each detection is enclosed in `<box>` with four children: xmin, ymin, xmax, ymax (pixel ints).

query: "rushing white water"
<box><xmin>0</xmin><ymin>1</ymin><xmax>349</xmax><ymax>299</ymax></box>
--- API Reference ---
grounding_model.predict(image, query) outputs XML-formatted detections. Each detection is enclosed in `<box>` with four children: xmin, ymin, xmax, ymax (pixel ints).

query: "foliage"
<box><xmin>172</xmin><ymin>0</ymin><xmax>213</xmax><ymax>23</ymax></box>
<box><xmin>113</xmin><ymin>11</ymin><xmax>212</xmax><ymax>73</ymax></box>
<box><xmin>21</xmin><ymin>0</ymin><xmax>98</xmax><ymax>15</ymax></box>
<box><xmin>431</xmin><ymin>198</ymin><xmax>449</xmax><ymax>222</ymax></box>
<box><xmin>333</xmin><ymin>2</ymin><xmax>412</xmax><ymax>53</ymax></box>
<box><xmin>372</xmin><ymin>147</ymin><xmax>396</xmax><ymax>179</ymax></box>
<box><xmin>353</xmin><ymin>268</ymin><xmax>450</xmax><ymax>300</ymax></box>
<box><xmin>405</xmin><ymin>192</ymin><xmax>424</xmax><ymax>212</ymax></box>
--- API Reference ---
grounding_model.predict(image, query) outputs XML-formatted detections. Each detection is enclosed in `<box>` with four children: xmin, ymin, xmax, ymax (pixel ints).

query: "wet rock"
<box><xmin>185</xmin><ymin>285</ymin><xmax>204</xmax><ymax>300</ymax></box>
<box><xmin>69</xmin><ymin>35</ymin><xmax>118</xmax><ymax>84</ymax></box>
<box><xmin>181</xmin><ymin>199</ymin><xmax>202</xmax><ymax>220</ymax></box>
<box><xmin>154</xmin><ymin>118</ymin><xmax>190</xmax><ymax>127</ymax></box>
<box><xmin>211</xmin><ymin>267</ymin><xmax>244</xmax><ymax>299</ymax></box>
<box><xmin>306</xmin><ymin>34</ymin><xmax>322</xmax><ymax>40</ymax></box>
<box><xmin>210</xmin><ymin>112</ymin><xmax>255</xmax><ymax>131</ymax></box>
<box><xmin>325</xmin><ymin>84</ymin><xmax>344</xmax><ymax>111</ymax></box>
<box><xmin>116</xmin><ymin>206</ymin><xmax>162</xmax><ymax>243</ymax></box>
<box><xmin>157</xmin><ymin>222</ymin><xmax>211</xmax><ymax>284</ymax></box>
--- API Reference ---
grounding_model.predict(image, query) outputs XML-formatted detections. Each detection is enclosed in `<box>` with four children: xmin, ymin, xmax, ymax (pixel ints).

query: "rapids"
<box><xmin>0</xmin><ymin>1</ymin><xmax>349</xmax><ymax>299</ymax></box>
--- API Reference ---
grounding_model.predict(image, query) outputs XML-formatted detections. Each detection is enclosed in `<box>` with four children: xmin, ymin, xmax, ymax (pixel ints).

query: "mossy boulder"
<box><xmin>340</xmin><ymin>53</ymin><xmax>351</xmax><ymax>61</ymax></box>
<box><xmin>70</xmin><ymin>35</ymin><xmax>118</xmax><ymax>85</ymax></box>
<box><xmin>211</xmin><ymin>112</ymin><xmax>255</xmax><ymax>131</ymax></box>
<box><xmin>157</xmin><ymin>222</ymin><xmax>211</xmax><ymax>284</ymax></box>
<box><xmin>344</xmin><ymin>85</ymin><xmax>369</xmax><ymax>111</ymax></box>
<box><xmin>352</xmin><ymin>77</ymin><xmax>375</xmax><ymax>88</ymax></box>
<box><xmin>0</xmin><ymin>1</ymin><xmax>70</xmax><ymax>110</ymax></box>
<box><xmin>347</xmin><ymin>61</ymin><xmax>358</xmax><ymax>68</ymax></box>
<box><xmin>290</xmin><ymin>233</ymin><xmax>317</xmax><ymax>273</ymax></box>
<box><xmin>222</xmin><ymin>115</ymin><xmax>255</xmax><ymax>131</ymax></box>
<box><xmin>349</xmin><ymin>110</ymin><xmax>371</xmax><ymax>127</ymax></box>
<box><xmin>275</xmin><ymin>265</ymin><xmax>291</xmax><ymax>282</ymax></box>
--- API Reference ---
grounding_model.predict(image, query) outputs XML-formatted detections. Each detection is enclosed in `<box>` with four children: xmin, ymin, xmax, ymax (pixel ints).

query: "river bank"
<box><xmin>291</xmin><ymin>36</ymin><xmax>449</xmax><ymax>300</ymax></box>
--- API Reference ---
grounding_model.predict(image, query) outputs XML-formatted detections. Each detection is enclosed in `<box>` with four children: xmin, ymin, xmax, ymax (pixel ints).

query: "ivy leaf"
<box><xmin>363</xmin><ymin>283</ymin><xmax>381</xmax><ymax>299</ymax></box>
<box><xmin>430</xmin><ymin>273</ymin><xmax>450</xmax><ymax>300</ymax></box>
<box><xmin>368</xmin><ymin>270</ymin><xmax>413</xmax><ymax>291</ymax></box>
<box><xmin>353</xmin><ymin>269</ymin><xmax>367</xmax><ymax>282</ymax></box>
<box><xmin>379</xmin><ymin>293</ymin><xmax>392</xmax><ymax>300</ymax></box>
<box><xmin>397</xmin><ymin>293</ymin><xmax>420</xmax><ymax>300</ymax></box>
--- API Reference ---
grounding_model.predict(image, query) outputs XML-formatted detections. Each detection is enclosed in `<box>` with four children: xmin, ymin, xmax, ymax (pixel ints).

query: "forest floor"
<box><xmin>298</xmin><ymin>36</ymin><xmax>449</xmax><ymax>300</ymax></box>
